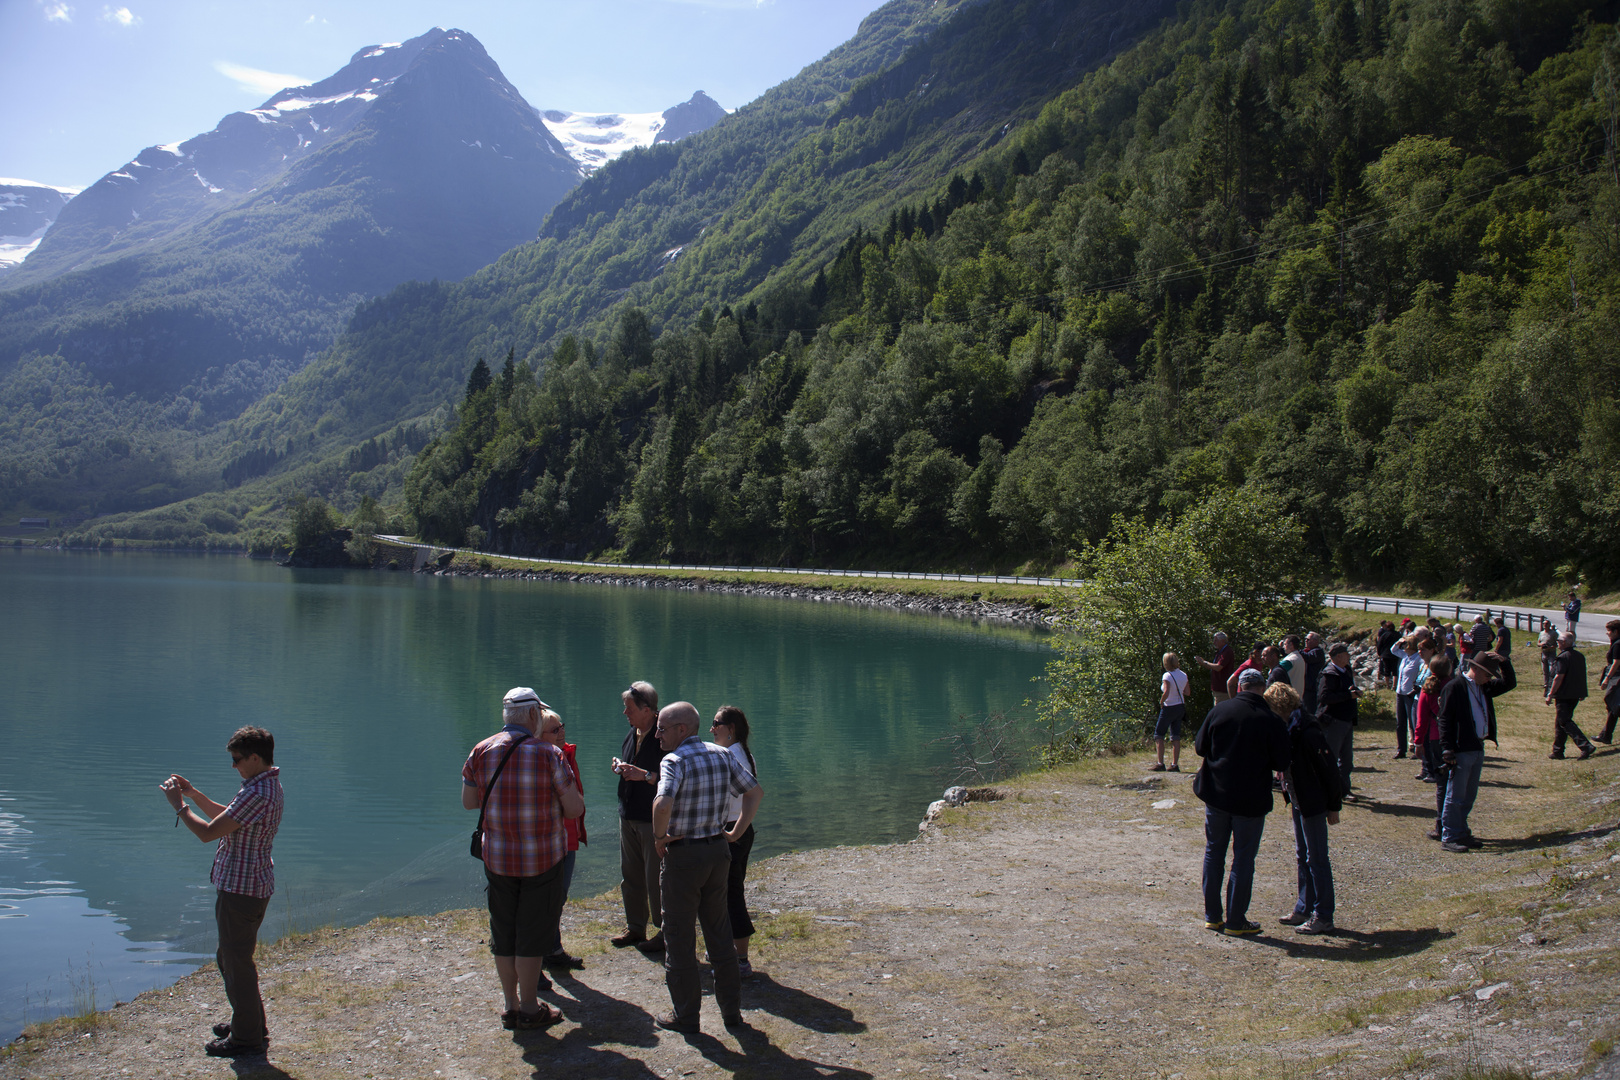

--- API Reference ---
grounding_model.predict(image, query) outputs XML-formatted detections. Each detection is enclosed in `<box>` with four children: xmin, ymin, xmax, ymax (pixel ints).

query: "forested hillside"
<box><xmin>229</xmin><ymin>0</ymin><xmax>1171</xmax><ymax>464</ymax></box>
<box><xmin>394</xmin><ymin>0</ymin><xmax>1620</xmax><ymax>591</ymax></box>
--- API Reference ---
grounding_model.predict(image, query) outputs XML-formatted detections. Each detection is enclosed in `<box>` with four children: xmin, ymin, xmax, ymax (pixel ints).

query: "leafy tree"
<box><xmin>1035</xmin><ymin>490</ymin><xmax>1323</xmax><ymax>760</ymax></box>
<box><xmin>288</xmin><ymin>494</ymin><xmax>340</xmax><ymax>549</ymax></box>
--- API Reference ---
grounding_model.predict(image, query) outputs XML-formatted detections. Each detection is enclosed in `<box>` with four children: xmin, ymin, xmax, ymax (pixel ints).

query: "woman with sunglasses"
<box><xmin>709</xmin><ymin>705</ymin><xmax>759</xmax><ymax>977</ymax></box>
<box><xmin>538</xmin><ymin>709</ymin><xmax>587</xmax><ymax>970</ymax></box>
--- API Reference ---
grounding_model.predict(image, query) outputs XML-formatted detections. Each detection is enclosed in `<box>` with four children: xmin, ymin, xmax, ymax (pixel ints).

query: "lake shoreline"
<box><xmin>9</xmin><ymin>664</ymin><xmax>1619</xmax><ymax>1079</ymax></box>
<box><xmin>401</xmin><ymin>548</ymin><xmax>1057</xmax><ymax>628</ymax></box>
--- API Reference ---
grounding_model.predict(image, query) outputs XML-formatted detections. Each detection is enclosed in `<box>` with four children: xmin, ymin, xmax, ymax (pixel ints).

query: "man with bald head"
<box><xmin>650</xmin><ymin>702</ymin><xmax>763</xmax><ymax>1034</ymax></box>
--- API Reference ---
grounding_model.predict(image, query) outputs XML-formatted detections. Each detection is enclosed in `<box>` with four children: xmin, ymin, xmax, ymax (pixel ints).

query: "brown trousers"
<box><xmin>216</xmin><ymin>891</ymin><xmax>270</xmax><ymax>1045</ymax></box>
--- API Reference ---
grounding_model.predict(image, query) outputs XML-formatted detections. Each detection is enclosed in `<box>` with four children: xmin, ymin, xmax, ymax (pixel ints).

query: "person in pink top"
<box><xmin>1415</xmin><ymin>658</ymin><xmax>1449</xmax><ymax>839</ymax></box>
<box><xmin>160</xmin><ymin>726</ymin><xmax>284</xmax><ymax>1059</ymax></box>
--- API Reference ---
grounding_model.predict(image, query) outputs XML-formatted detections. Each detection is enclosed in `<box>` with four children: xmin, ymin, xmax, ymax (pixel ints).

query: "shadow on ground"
<box><xmin>1248</xmin><ymin>926</ymin><xmax>1453</xmax><ymax>961</ymax></box>
<box><xmin>748</xmin><ymin>973</ymin><xmax>868</xmax><ymax>1034</ymax></box>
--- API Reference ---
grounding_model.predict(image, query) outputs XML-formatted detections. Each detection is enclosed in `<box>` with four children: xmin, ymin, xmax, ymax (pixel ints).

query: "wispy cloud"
<box><xmin>100</xmin><ymin>5</ymin><xmax>139</xmax><ymax>25</ymax></box>
<box><xmin>40</xmin><ymin>1</ymin><xmax>73</xmax><ymax>22</ymax></box>
<box><xmin>304</xmin><ymin>13</ymin><xmax>327</xmax><ymax>24</ymax></box>
<box><xmin>213</xmin><ymin>60</ymin><xmax>313</xmax><ymax>96</ymax></box>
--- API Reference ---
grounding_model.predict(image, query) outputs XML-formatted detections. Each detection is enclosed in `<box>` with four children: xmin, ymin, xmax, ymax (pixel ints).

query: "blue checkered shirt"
<box><xmin>657</xmin><ymin>736</ymin><xmax>757</xmax><ymax>840</ymax></box>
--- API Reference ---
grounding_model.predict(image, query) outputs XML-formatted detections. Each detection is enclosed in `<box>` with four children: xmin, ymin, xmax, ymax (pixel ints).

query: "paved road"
<box><xmin>380</xmin><ymin>539</ymin><xmax>1617</xmax><ymax>647</ymax></box>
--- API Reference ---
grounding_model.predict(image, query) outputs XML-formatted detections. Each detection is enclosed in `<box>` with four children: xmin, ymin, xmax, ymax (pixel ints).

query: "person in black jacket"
<box><xmin>609</xmin><ymin>681</ymin><xmax>669</xmax><ymax>951</ymax></box>
<box><xmin>1193</xmin><ymin>667</ymin><xmax>1291</xmax><ymax>937</ymax></box>
<box><xmin>1265</xmin><ymin>682</ymin><xmax>1342</xmax><ymax>935</ymax></box>
<box><xmin>1545</xmin><ymin>633</ymin><xmax>1595</xmax><ymax>760</ymax></box>
<box><xmin>1436</xmin><ymin>652</ymin><xmax>1516</xmax><ymax>852</ymax></box>
<box><xmin>1316</xmin><ymin>643</ymin><xmax>1362</xmax><ymax>799</ymax></box>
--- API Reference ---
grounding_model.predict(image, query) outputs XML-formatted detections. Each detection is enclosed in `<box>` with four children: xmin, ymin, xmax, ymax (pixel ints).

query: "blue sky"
<box><xmin>0</xmin><ymin>0</ymin><xmax>890</xmax><ymax>190</ymax></box>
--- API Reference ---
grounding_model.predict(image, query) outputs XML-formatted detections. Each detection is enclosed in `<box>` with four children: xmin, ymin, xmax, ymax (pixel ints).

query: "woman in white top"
<box><xmin>1154</xmin><ymin>653</ymin><xmax>1190</xmax><ymax>772</ymax></box>
<box><xmin>709</xmin><ymin>705</ymin><xmax>759</xmax><ymax>977</ymax></box>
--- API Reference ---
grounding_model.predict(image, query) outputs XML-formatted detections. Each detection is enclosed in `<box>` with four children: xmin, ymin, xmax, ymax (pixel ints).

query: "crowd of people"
<box><xmin>463</xmin><ymin>683</ymin><xmax>764</xmax><ymax>1036</ymax></box>
<box><xmin>1184</xmin><ymin>608</ymin><xmax>1620</xmax><ymax>940</ymax></box>
<box><xmin>150</xmin><ymin>600</ymin><xmax>1618</xmax><ymax>1058</ymax></box>
<box><xmin>155</xmin><ymin>682</ymin><xmax>766</xmax><ymax>1058</ymax></box>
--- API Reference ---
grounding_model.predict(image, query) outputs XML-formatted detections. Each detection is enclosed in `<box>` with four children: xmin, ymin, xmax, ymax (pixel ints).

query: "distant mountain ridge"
<box><xmin>0</xmin><ymin>27</ymin><xmax>584</xmax><ymax>515</ymax></box>
<box><xmin>0</xmin><ymin>26</ymin><xmax>580</xmax><ymax>396</ymax></box>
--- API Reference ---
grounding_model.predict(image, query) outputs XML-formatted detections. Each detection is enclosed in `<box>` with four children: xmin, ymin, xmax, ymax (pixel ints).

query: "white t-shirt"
<box><xmin>1161</xmin><ymin>669</ymin><xmax>1188</xmax><ymax>707</ymax></box>
<box><xmin>707</xmin><ymin>740</ymin><xmax>756</xmax><ymax>823</ymax></box>
<box><xmin>1281</xmin><ymin>650</ymin><xmax>1307</xmax><ymax>696</ymax></box>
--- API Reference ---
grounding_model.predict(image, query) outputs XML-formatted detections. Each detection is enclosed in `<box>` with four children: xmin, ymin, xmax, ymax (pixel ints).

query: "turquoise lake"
<box><xmin>0</xmin><ymin>550</ymin><xmax>1049</xmax><ymax>1040</ymax></box>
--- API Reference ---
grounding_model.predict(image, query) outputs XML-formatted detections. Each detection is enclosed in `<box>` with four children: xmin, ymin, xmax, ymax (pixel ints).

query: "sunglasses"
<box><xmin>627</xmin><ymin>686</ymin><xmax>651</xmax><ymax>710</ymax></box>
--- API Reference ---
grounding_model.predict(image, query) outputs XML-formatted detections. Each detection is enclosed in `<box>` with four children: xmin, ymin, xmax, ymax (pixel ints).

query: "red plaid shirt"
<box><xmin>463</xmin><ymin>727</ymin><xmax>572</xmax><ymax>878</ymax></box>
<box><xmin>210</xmin><ymin>766</ymin><xmax>283</xmax><ymax>898</ymax></box>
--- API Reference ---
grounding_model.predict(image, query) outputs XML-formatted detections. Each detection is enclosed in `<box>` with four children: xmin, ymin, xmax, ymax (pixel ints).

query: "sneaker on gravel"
<box><xmin>1223</xmin><ymin>920</ymin><xmax>1262</xmax><ymax>936</ymax></box>
<box><xmin>1204</xmin><ymin>918</ymin><xmax>1225</xmax><ymax>931</ymax></box>
<box><xmin>655</xmin><ymin>1012</ymin><xmax>699</xmax><ymax>1035</ymax></box>
<box><xmin>1462</xmin><ymin>836</ymin><xmax>1484</xmax><ymax>848</ymax></box>
<box><xmin>610</xmin><ymin>929</ymin><xmax>647</xmax><ymax>948</ymax></box>
<box><xmin>1295</xmin><ymin>916</ymin><xmax>1334</xmax><ymax>935</ymax></box>
<box><xmin>738</xmin><ymin>958</ymin><xmax>754</xmax><ymax>979</ymax></box>
<box><xmin>1278</xmin><ymin>911</ymin><xmax>1309</xmax><ymax>926</ymax></box>
<box><xmin>1441</xmin><ymin>840</ymin><xmax>1471</xmax><ymax>853</ymax></box>
<box><xmin>636</xmin><ymin>932</ymin><xmax>666</xmax><ymax>954</ymax></box>
<box><xmin>204</xmin><ymin>1037</ymin><xmax>265</xmax><ymax>1058</ymax></box>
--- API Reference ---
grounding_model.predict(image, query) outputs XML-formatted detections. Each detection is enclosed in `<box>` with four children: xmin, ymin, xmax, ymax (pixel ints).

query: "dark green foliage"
<box><xmin>398</xmin><ymin>0</ymin><xmax>1620</xmax><ymax>592</ymax></box>
<box><xmin>288</xmin><ymin>494</ymin><xmax>340</xmax><ymax>549</ymax></box>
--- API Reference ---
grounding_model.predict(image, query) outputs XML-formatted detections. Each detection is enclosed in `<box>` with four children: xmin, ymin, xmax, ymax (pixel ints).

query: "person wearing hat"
<box><xmin>1436</xmin><ymin>651</ymin><xmax>1516</xmax><ymax>852</ymax></box>
<box><xmin>1315</xmin><ymin>643</ymin><xmax>1362</xmax><ymax>800</ymax></box>
<box><xmin>1545</xmin><ymin>633</ymin><xmax>1596</xmax><ymax>760</ymax></box>
<box><xmin>462</xmin><ymin>688</ymin><xmax>584</xmax><ymax>1030</ymax></box>
<box><xmin>1191</xmin><ymin>666</ymin><xmax>1291</xmax><ymax>937</ymax></box>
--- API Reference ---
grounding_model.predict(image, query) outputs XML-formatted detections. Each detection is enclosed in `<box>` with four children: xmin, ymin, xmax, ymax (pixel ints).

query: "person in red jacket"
<box><xmin>539</xmin><ymin>709</ymin><xmax>588</xmax><ymax>970</ymax></box>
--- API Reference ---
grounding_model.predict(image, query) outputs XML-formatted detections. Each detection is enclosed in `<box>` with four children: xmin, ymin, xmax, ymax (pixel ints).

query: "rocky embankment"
<box><xmin>414</xmin><ymin>559</ymin><xmax>1055</xmax><ymax>626</ymax></box>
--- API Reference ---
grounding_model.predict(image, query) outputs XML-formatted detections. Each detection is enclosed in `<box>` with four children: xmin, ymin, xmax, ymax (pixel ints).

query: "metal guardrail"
<box><xmin>1323</xmin><ymin>593</ymin><xmax>1550</xmax><ymax>632</ymax></box>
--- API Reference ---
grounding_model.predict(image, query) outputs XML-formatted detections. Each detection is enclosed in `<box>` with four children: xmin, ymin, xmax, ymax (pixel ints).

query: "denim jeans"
<box><xmin>1291</xmin><ymin>806</ymin><xmax>1334</xmax><ymax>922</ymax></box>
<box><xmin>1202</xmin><ymin>806</ymin><xmax>1266</xmax><ymax>925</ymax></box>
<box><xmin>1441</xmin><ymin>750</ymin><xmax>1483</xmax><ymax>843</ymax></box>
<box><xmin>542</xmin><ymin>850</ymin><xmax>578</xmax><ymax>957</ymax></box>
<box><xmin>1322</xmin><ymin>719</ymin><xmax>1354</xmax><ymax>793</ymax></box>
<box><xmin>1394</xmin><ymin>694</ymin><xmax>1415</xmax><ymax>755</ymax></box>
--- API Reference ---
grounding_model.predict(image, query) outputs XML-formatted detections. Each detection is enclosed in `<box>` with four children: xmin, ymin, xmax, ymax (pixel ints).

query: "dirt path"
<box><xmin>6</xmin><ymin>644</ymin><xmax>1619</xmax><ymax>1079</ymax></box>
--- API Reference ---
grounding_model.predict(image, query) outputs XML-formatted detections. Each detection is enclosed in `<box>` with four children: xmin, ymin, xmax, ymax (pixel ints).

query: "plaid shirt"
<box><xmin>211</xmin><ymin>766</ymin><xmax>283</xmax><ymax>898</ymax></box>
<box><xmin>657</xmin><ymin>736</ymin><xmax>758</xmax><ymax>840</ymax></box>
<box><xmin>463</xmin><ymin>726</ymin><xmax>573</xmax><ymax>878</ymax></box>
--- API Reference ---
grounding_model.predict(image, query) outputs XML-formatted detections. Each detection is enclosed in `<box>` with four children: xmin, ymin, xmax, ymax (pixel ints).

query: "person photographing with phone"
<box><xmin>159</xmin><ymin>726</ymin><xmax>283</xmax><ymax>1059</ymax></box>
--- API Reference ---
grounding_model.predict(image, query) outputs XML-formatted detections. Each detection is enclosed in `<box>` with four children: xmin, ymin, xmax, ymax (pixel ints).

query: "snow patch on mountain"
<box><xmin>540</xmin><ymin>109</ymin><xmax>667</xmax><ymax>174</ymax></box>
<box><xmin>0</xmin><ymin>178</ymin><xmax>81</xmax><ymax>276</ymax></box>
<box><xmin>539</xmin><ymin>92</ymin><xmax>729</xmax><ymax>174</ymax></box>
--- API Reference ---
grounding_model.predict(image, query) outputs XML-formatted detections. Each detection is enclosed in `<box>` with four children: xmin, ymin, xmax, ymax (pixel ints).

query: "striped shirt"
<box><xmin>211</xmin><ymin>766</ymin><xmax>283</xmax><ymax>898</ymax></box>
<box><xmin>657</xmin><ymin>736</ymin><xmax>758</xmax><ymax>840</ymax></box>
<box><xmin>463</xmin><ymin>726</ymin><xmax>572</xmax><ymax>878</ymax></box>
